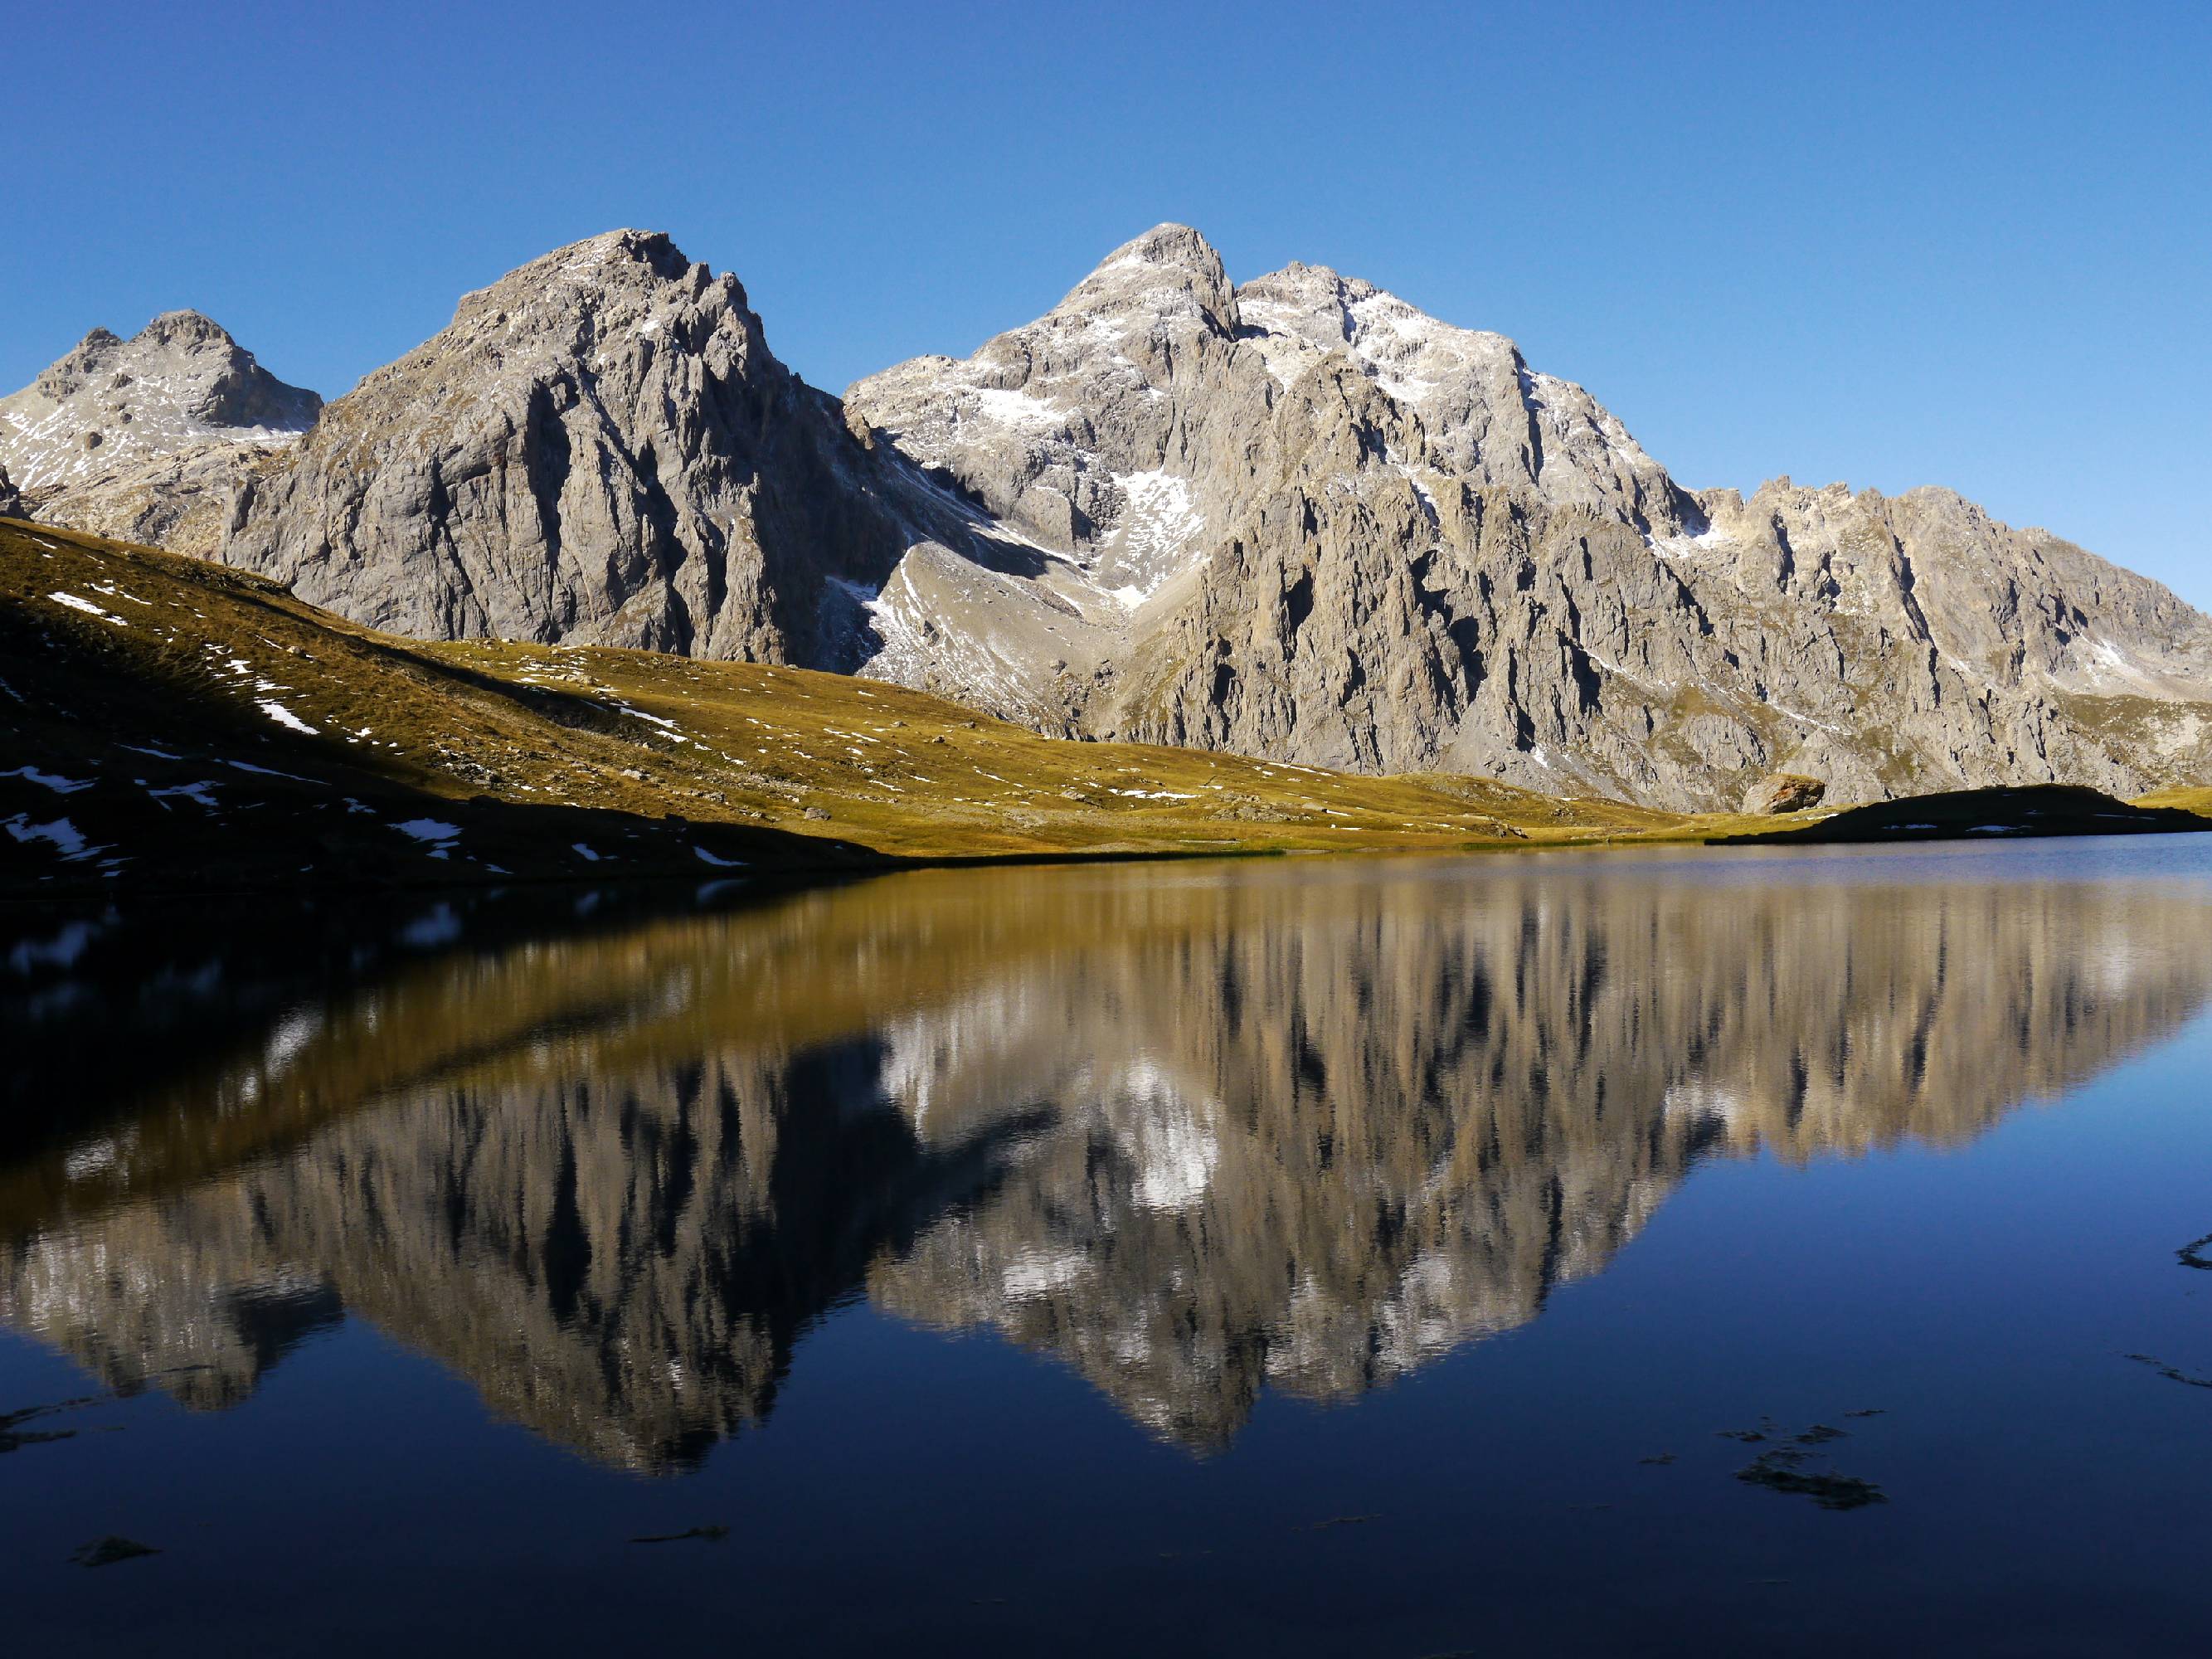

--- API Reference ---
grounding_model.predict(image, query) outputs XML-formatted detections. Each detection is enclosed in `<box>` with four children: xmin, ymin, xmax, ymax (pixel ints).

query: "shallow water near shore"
<box><xmin>6</xmin><ymin>837</ymin><xmax>2212</xmax><ymax>1656</ymax></box>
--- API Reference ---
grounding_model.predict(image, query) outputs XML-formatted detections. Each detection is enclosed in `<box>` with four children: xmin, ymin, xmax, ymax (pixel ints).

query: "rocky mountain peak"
<box><xmin>1064</xmin><ymin>222</ymin><xmax>1237</xmax><ymax>328</ymax></box>
<box><xmin>138</xmin><ymin>308</ymin><xmax>236</xmax><ymax>350</ymax></box>
<box><xmin>379</xmin><ymin>228</ymin><xmax>765</xmax><ymax>411</ymax></box>
<box><xmin>843</xmin><ymin>223</ymin><xmax>1266</xmax><ymax>585</ymax></box>
<box><xmin>2</xmin><ymin>309</ymin><xmax>319</xmax><ymax>494</ymax></box>
<box><xmin>223</xmin><ymin>230</ymin><xmax>907</xmax><ymax>661</ymax></box>
<box><xmin>41</xmin><ymin>325</ymin><xmax>123</xmax><ymax>387</ymax></box>
<box><xmin>1232</xmin><ymin>260</ymin><xmax>1691</xmax><ymax>533</ymax></box>
<box><xmin>450</xmin><ymin>229</ymin><xmax>721</xmax><ymax>326</ymax></box>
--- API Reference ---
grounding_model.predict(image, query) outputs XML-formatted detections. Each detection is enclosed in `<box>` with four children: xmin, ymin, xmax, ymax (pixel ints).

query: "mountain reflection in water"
<box><xmin>5</xmin><ymin>852</ymin><xmax>2210</xmax><ymax>1469</ymax></box>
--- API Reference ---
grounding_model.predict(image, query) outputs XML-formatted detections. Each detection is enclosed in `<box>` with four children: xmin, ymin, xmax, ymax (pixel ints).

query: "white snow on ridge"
<box><xmin>5</xmin><ymin>814</ymin><xmax>96</xmax><ymax>860</ymax></box>
<box><xmin>1768</xmin><ymin>702</ymin><xmax>1846</xmax><ymax>735</ymax></box>
<box><xmin>1118</xmin><ymin>469</ymin><xmax>1203</xmax><ymax>547</ymax></box>
<box><xmin>1650</xmin><ymin>526</ymin><xmax>1734</xmax><ymax>562</ymax></box>
<box><xmin>46</xmin><ymin>591</ymin><xmax>126</xmax><ymax>625</ymax></box>
<box><xmin>1098</xmin><ymin>469</ymin><xmax>1206</xmax><ymax>605</ymax></box>
<box><xmin>255</xmin><ymin>698</ymin><xmax>317</xmax><ymax>733</ymax></box>
<box><xmin>3</xmin><ymin>766</ymin><xmax>93</xmax><ymax>794</ymax></box>
<box><xmin>148</xmin><ymin>781</ymin><xmax>221</xmax><ymax>809</ymax></box>
<box><xmin>2071</xmin><ymin>634</ymin><xmax>2171</xmax><ymax>697</ymax></box>
<box><xmin>1235</xmin><ymin>295</ymin><xmax>1326</xmax><ymax>389</ymax></box>
<box><xmin>962</xmin><ymin>387</ymin><xmax>1064</xmax><ymax>432</ymax></box>
<box><xmin>2</xmin><ymin>387</ymin><xmax>309</xmax><ymax>491</ymax></box>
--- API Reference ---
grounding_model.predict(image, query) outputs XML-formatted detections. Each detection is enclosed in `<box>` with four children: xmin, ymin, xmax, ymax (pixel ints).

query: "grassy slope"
<box><xmin>5</xmin><ymin>519</ymin><xmax>1752</xmax><ymax>896</ymax></box>
<box><xmin>2139</xmin><ymin>785</ymin><xmax>2212</xmax><ymax>816</ymax></box>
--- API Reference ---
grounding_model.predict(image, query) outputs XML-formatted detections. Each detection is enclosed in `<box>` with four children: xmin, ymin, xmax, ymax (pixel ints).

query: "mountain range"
<box><xmin>7</xmin><ymin>226</ymin><xmax>2207</xmax><ymax>810</ymax></box>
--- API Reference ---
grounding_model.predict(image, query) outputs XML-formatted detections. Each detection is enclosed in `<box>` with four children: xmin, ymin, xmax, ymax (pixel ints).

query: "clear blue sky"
<box><xmin>7</xmin><ymin>0</ymin><xmax>2208</xmax><ymax>603</ymax></box>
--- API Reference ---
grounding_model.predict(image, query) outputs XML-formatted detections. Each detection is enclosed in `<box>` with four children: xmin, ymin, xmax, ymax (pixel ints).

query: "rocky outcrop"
<box><xmin>0</xmin><ymin>311</ymin><xmax>319</xmax><ymax>552</ymax></box>
<box><xmin>0</xmin><ymin>462</ymin><xmax>23</xmax><ymax>520</ymax></box>
<box><xmin>1743</xmin><ymin>772</ymin><xmax>1827</xmax><ymax>815</ymax></box>
<box><xmin>20</xmin><ymin>442</ymin><xmax>298</xmax><ymax>558</ymax></box>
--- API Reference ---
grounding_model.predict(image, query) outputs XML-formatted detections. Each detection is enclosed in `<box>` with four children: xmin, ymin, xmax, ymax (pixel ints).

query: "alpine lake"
<box><xmin>6</xmin><ymin>836</ymin><xmax>2211</xmax><ymax>1656</ymax></box>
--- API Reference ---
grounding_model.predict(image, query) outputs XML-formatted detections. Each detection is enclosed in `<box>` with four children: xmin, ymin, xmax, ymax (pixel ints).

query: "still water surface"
<box><xmin>5</xmin><ymin>839</ymin><xmax>2212</xmax><ymax>1655</ymax></box>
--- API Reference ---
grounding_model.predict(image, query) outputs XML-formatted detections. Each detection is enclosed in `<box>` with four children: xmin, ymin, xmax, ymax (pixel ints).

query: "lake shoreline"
<box><xmin>12</xmin><ymin>798</ymin><xmax>2210</xmax><ymax>907</ymax></box>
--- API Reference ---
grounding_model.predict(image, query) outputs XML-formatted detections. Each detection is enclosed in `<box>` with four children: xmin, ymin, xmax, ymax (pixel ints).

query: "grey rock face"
<box><xmin>22</xmin><ymin>444</ymin><xmax>298</xmax><ymax>558</ymax></box>
<box><xmin>216</xmin><ymin>231</ymin><xmax>1135</xmax><ymax>729</ymax></box>
<box><xmin>26</xmin><ymin>223</ymin><xmax>2210</xmax><ymax>809</ymax></box>
<box><xmin>0</xmin><ymin>311</ymin><xmax>319</xmax><ymax>552</ymax></box>
<box><xmin>848</xmin><ymin>226</ymin><xmax>2212</xmax><ymax>806</ymax></box>
<box><xmin>1743</xmin><ymin>772</ymin><xmax>1827</xmax><ymax>815</ymax></box>
<box><xmin>0</xmin><ymin>462</ymin><xmax>23</xmax><ymax>520</ymax></box>
<box><xmin>231</xmin><ymin>232</ymin><xmax>853</xmax><ymax>654</ymax></box>
<box><xmin>223</xmin><ymin>231</ymin><xmax>970</xmax><ymax>666</ymax></box>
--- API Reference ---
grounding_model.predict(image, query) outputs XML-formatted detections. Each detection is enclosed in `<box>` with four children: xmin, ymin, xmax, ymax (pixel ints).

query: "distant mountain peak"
<box><xmin>495</xmin><ymin>226</ymin><xmax>693</xmax><ymax>285</ymax></box>
<box><xmin>222</xmin><ymin>229</ymin><xmax>902</xmax><ymax>663</ymax></box>
<box><xmin>1</xmin><ymin>308</ymin><xmax>320</xmax><ymax>499</ymax></box>
<box><xmin>138</xmin><ymin>308</ymin><xmax>238</xmax><ymax>348</ymax></box>
<box><xmin>1060</xmin><ymin>221</ymin><xmax>1237</xmax><ymax>329</ymax></box>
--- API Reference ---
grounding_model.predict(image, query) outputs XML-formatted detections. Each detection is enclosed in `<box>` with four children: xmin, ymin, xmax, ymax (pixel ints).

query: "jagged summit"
<box><xmin>136</xmin><ymin>308</ymin><xmax>241</xmax><ymax>352</ymax></box>
<box><xmin>326</xmin><ymin>228</ymin><xmax>761</xmax><ymax>416</ymax></box>
<box><xmin>223</xmin><ymin>228</ymin><xmax>913</xmax><ymax>660</ymax></box>
<box><xmin>450</xmin><ymin>229</ymin><xmax>711</xmax><ymax>318</ymax></box>
<box><xmin>1232</xmin><ymin>258</ymin><xmax>1690</xmax><ymax>529</ymax></box>
<box><xmin>1062</xmin><ymin>221</ymin><xmax>1237</xmax><ymax>324</ymax></box>
<box><xmin>844</xmin><ymin>223</ymin><xmax>2212</xmax><ymax>802</ymax></box>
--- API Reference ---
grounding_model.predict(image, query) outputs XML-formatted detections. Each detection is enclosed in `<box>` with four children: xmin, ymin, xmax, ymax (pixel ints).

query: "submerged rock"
<box><xmin>629</xmin><ymin>1525</ymin><xmax>731</xmax><ymax>1545</ymax></box>
<box><xmin>1734</xmin><ymin>1451</ymin><xmax>1887</xmax><ymax>1511</ymax></box>
<box><xmin>70</xmin><ymin>1535</ymin><xmax>159</xmax><ymax>1567</ymax></box>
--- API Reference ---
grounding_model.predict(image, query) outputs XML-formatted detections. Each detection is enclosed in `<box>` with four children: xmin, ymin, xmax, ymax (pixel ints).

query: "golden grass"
<box><xmin>3</xmin><ymin>518</ymin><xmax>1783</xmax><ymax>874</ymax></box>
<box><xmin>18</xmin><ymin>516</ymin><xmax>2189</xmax><ymax>886</ymax></box>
